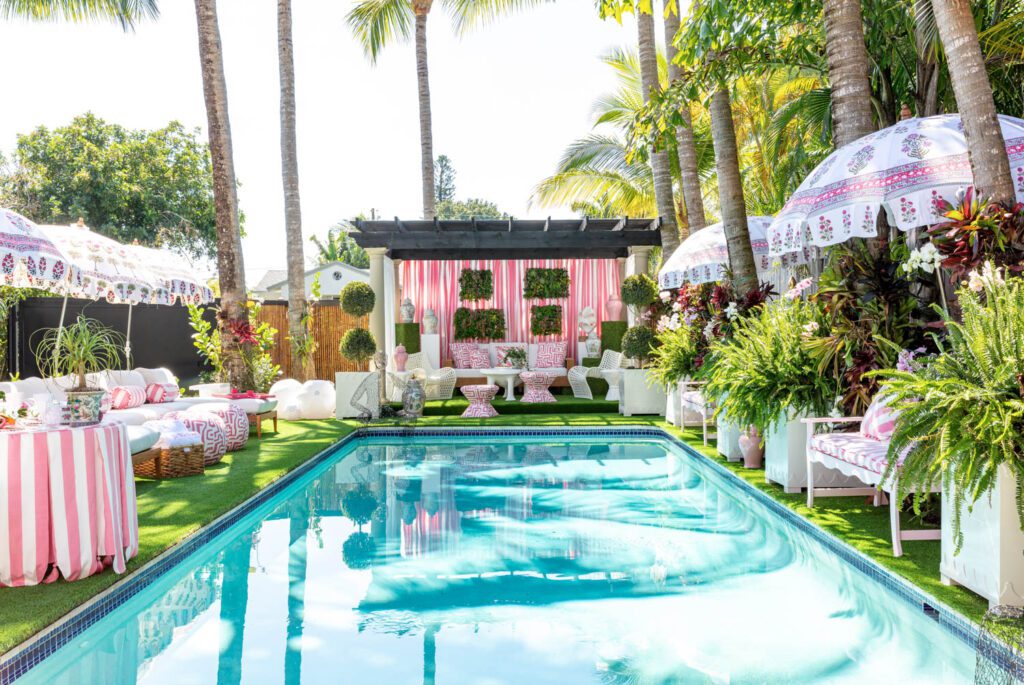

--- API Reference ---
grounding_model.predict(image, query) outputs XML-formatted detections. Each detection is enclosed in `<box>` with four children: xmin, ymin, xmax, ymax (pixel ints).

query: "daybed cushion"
<box><xmin>135</xmin><ymin>367</ymin><xmax>177</xmax><ymax>386</ymax></box>
<box><xmin>105</xmin><ymin>370</ymin><xmax>147</xmax><ymax>389</ymax></box>
<box><xmin>810</xmin><ymin>432</ymin><xmax>895</xmax><ymax>475</ymax></box>
<box><xmin>126</xmin><ymin>425</ymin><xmax>160</xmax><ymax>455</ymax></box>
<box><xmin>680</xmin><ymin>390</ymin><xmax>713</xmax><ymax>414</ymax></box>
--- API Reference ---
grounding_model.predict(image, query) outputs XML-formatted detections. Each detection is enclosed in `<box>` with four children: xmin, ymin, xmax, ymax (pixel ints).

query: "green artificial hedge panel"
<box><xmin>601</xmin><ymin>321</ymin><xmax>628</xmax><ymax>352</ymax></box>
<box><xmin>530</xmin><ymin>304</ymin><xmax>563</xmax><ymax>336</ymax></box>
<box><xmin>523</xmin><ymin>268</ymin><xmax>570</xmax><ymax>299</ymax></box>
<box><xmin>459</xmin><ymin>269</ymin><xmax>493</xmax><ymax>301</ymax></box>
<box><xmin>394</xmin><ymin>323</ymin><xmax>421</xmax><ymax>354</ymax></box>
<box><xmin>453</xmin><ymin>307</ymin><xmax>506</xmax><ymax>340</ymax></box>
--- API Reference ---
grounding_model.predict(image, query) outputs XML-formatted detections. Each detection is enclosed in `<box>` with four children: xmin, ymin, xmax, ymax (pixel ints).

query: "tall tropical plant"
<box><xmin>0</xmin><ymin>0</ymin><xmax>158</xmax><ymax>27</ymax></box>
<box><xmin>194</xmin><ymin>0</ymin><xmax>248</xmax><ymax>389</ymax></box>
<box><xmin>278</xmin><ymin>0</ymin><xmax>312</xmax><ymax>381</ymax></box>
<box><xmin>346</xmin><ymin>0</ymin><xmax>546</xmax><ymax>220</ymax></box>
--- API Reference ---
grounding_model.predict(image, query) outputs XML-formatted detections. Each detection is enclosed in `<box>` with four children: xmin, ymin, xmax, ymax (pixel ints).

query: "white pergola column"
<box><xmin>625</xmin><ymin>247</ymin><xmax>653</xmax><ymax>326</ymax></box>
<box><xmin>366</xmin><ymin>247</ymin><xmax>388</xmax><ymax>352</ymax></box>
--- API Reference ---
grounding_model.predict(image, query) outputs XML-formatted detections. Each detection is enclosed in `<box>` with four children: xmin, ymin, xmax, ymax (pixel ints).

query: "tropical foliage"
<box><xmin>523</xmin><ymin>268</ymin><xmax>569</xmax><ymax>299</ymax></box>
<box><xmin>453</xmin><ymin>307</ymin><xmax>505</xmax><ymax>340</ymax></box>
<box><xmin>310</xmin><ymin>223</ymin><xmax>369</xmax><ymax>269</ymax></box>
<box><xmin>459</xmin><ymin>269</ymin><xmax>493</xmax><ymax>300</ymax></box>
<box><xmin>530</xmin><ymin>304</ymin><xmax>562</xmax><ymax>336</ymax></box>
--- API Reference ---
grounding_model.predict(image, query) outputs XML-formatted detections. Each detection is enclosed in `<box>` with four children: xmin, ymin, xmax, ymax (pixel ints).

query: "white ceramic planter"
<box><xmin>941</xmin><ymin>466</ymin><xmax>1024</xmax><ymax>607</ymax></box>
<box><xmin>665</xmin><ymin>382</ymin><xmax>682</xmax><ymax>426</ymax></box>
<box><xmin>764</xmin><ymin>413</ymin><xmax>862</xmax><ymax>493</ymax></box>
<box><xmin>619</xmin><ymin>369</ymin><xmax>665</xmax><ymax>417</ymax></box>
<box><xmin>335</xmin><ymin>371</ymin><xmax>373</xmax><ymax>419</ymax></box>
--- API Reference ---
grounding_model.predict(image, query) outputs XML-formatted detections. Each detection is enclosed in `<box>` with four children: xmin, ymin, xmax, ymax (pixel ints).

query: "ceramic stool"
<box><xmin>460</xmin><ymin>384</ymin><xmax>499</xmax><ymax>418</ymax></box>
<box><xmin>187</xmin><ymin>403</ymin><xmax>249</xmax><ymax>451</ymax></box>
<box><xmin>520</xmin><ymin>372</ymin><xmax>557</xmax><ymax>403</ymax></box>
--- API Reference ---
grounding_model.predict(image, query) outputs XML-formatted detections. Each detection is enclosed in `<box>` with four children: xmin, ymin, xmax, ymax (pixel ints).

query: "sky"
<box><xmin>0</xmin><ymin>0</ymin><xmax>642</xmax><ymax>282</ymax></box>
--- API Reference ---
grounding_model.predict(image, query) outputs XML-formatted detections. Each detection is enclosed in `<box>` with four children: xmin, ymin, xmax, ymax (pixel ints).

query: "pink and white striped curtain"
<box><xmin>399</xmin><ymin>259</ymin><xmax>622</xmax><ymax>364</ymax></box>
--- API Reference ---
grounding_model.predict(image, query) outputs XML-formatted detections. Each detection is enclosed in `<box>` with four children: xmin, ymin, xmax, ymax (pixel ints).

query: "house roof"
<box><xmin>260</xmin><ymin>261</ymin><xmax>368</xmax><ymax>291</ymax></box>
<box><xmin>253</xmin><ymin>269</ymin><xmax>286</xmax><ymax>292</ymax></box>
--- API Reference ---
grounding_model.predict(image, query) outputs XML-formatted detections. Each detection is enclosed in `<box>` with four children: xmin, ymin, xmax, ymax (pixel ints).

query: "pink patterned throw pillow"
<box><xmin>145</xmin><ymin>383</ymin><xmax>180</xmax><ymax>404</ymax></box>
<box><xmin>535</xmin><ymin>341</ymin><xmax>567</xmax><ymax>368</ymax></box>
<box><xmin>109</xmin><ymin>386</ymin><xmax>146</xmax><ymax>410</ymax></box>
<box><xmin>861</xmin><ymin>395</ymin><xmax>897</xmax><ymax>441</ymax></box>
<box><xmin>468</xmin><ymin>348</ymin><xmax>491</xmax><ymax>369</ymax></box>
<box><xmin>495</xmin><ymin>344</ymin><xmax>526</xmax><ymax>368</ymax></box>
<box><xmin>451</xmin><ymin>343</ymin><xmax>478</xmax><ymax>369</ymax></box>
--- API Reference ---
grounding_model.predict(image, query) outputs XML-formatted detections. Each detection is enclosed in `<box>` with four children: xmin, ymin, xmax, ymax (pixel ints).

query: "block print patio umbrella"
<box><xmin>124</xmin><ymin>243</ymin><xmax>214</xmax><ymax>306</ymax></box>
<box><xmin>766</xmin><ymin>114</ymin><xmax>1024</xmax><ymax>257</ymax></box>
<box><xmin>0</xmin><ymin>208</ymin><xmax>77</xmax><ymax>292</ymax></box>
<box><xmin>658</xmin><ymin>216</ymin><xmax>811</xmax><ymax>290</ymax></box>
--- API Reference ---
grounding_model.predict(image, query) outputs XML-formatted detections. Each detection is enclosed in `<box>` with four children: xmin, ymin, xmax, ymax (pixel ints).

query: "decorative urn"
<box><xmin>423</xmin><ymin>308</ymin><xmax>438</xmax><ymax>335</ymax></box>
<box><xmin>400</xmin><ymin>298</ymin><xmax>416</xmax><ymax>323</ymax></box>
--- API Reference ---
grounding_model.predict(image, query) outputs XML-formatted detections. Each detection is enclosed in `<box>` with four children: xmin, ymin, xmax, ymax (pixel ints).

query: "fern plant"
<box><xmin>874</xmin><ymin>265</ymin><xmax>1024</xmax><ymax>550</ymax></box>
<box><xmin>705</xmin><ymin>297</ymin><xmax>838</xmax><ymax>433</ymax></box>
<box><xmin>650</xmin><ymin>323</ymin><xmax>704</xmax><ymax>386</ymax></box>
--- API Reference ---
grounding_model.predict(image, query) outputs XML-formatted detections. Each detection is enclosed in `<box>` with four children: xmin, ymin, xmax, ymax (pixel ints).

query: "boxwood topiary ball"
<box><xmin>340</xmin><ymin>281</ymin><xmax>376</xmax><ymax>317</ymax></box>
<box><xmin>340</xmin><ymin>327</ymin><xmax>377</xmax><ymax>363</ymax></box>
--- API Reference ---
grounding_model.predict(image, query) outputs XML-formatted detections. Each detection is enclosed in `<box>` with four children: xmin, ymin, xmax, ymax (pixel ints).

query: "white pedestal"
<box><xmin>335</xmin><ymin>371</ymin><xmax>372</xmax><ymax>419</ymax></box>
<box><xmin>421</xmin><ymin>333</ymin><xmax>441</xmax><ymax>371</ymax></box>
<box><xmin>717</xmin><ymin>417</ymin><xmax>743</xmax><ymax>462</ymax></box>
<box><xmin>618</xmin><ymin>369</ymin><xmax>665</xmax><ymax>416</ymax></box>
<box><xmin>941</xmin><ymin>466</ymin><xmax>1024</xmax><ymax>607</ymax></box>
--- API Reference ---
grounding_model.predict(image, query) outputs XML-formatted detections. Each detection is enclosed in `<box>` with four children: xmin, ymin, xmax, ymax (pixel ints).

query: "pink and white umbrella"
<box><xmin>124</xmin><ymin>243</ymin><xmax>214</xmax><ymax>306</ymax></box>
<box><xmin>658</xmin><ymin>217</ymin><xmax>810</xmax><ymax>289</ymax></box>
<box><xmin>766</xmin><ymin>114</ymin><xmax>1024</xmax><ymax>257</ymax></box>
<box><xmin>0</xmin><ymin>209</ymin><xmax>77</xmax><ymax>291</ymax></box>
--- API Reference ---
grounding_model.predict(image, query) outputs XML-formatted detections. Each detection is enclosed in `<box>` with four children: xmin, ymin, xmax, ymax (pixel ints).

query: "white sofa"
<box><xmin>444</xmin><ymin>342</ymin><xmax>572</xmax><ymax>386</ymax></box>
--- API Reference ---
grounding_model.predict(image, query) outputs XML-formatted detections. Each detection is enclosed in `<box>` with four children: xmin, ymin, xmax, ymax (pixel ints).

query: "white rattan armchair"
<box><xmin>406</xmin><ymin>352</ymin><xmax>456</xmax><ymax>400</ymax></box>
<box><xmin>568</xmin><ymin>350</ymin><xmax>622</xmax><ymax>400</ymax></box>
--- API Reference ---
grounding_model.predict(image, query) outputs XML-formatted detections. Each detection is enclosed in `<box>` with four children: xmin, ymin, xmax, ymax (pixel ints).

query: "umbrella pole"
<box><xmin>52</xmin><ymin>293</ymin><xmax>69</xmax><ymax>377</ymax></box>
<box><xmin>125</xmin><ymin>304</ymin><xmax>133</xmax><ymax>367</ymax></box>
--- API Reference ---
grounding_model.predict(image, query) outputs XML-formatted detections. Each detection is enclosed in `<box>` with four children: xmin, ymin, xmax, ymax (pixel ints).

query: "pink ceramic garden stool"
<box><xmin>164</xmin><ymin>411</ymin><xmax>229</xmax><ymax>466</ymax></box>
<box><xmin>460</xmin><ymin>384</ymin><xmax>500</xmax><ymax>418</ymax></box>
<box><xmin>520</xmin><ymin>372</ymin><xmax>557</xmax><ymax>403</ymax></box>
<box><xmin>187</xmin><ymin>403</ymin><xmax>249</xmax><ymax>452</ymax></box>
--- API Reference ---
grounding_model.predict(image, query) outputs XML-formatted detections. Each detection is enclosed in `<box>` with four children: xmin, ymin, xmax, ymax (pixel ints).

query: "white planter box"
<box><xmin>765</xmin><ymin>413</ymin><xmax>862</xmax><ymax>493</ymax></box>
<box><xmin>665</xmin><ymin>382</ymin><xmax>682</xmax><ymax>426</ymax></box>
<box><xmin>941</xmin><ymin>466</ymin><xmax>1024</xmax><ymax>607</ymax></box>
<box><xmin>619</xmin><ymin>369</ymin><xmax>665</xmax><ymax>417</ymax></box>
<box><xmin>335</xmin><ymin>371</ymin><xmax>373</xmax><ymax>419</ymax></box>
<box><xmin>717</xmin><ymin>417</ymin><xmax>743</xmax><ymax>462</ymax></box>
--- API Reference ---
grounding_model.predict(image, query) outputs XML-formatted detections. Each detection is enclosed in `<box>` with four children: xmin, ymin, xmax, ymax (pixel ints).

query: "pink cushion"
<box><xmin>536</xmin><ymin>341</ymin><xmax>567</xmax><ymax>368</ymax></box>
<box><xmin>145</xmin><ymin>383</ymin><xmax>180</xmax><ymax>404</ymax></box>
<box><xmin>861</xmin><ymin>395</ymin><xmax>897</xmax><ymax>441</ymax></box>
<box><xmin>468</xmin><ymin>348</ymin><xmax>491</xmax><ymax>369</ymax></box>
<box><xmin>187</xmin><ymin>404</ymin><xmax>248</xmax><ymax>451</ymax></box>
<box><xmin>495</xmin><ymin>344</ymin><xmax>526</xmax><ymax>368</ymax></box>
<box><xmin>109</xmin><ymin>386</ymin><xmax>146</xmax><ymax>410</ymax></box>
<box><xmin>451</xmin><ymin>343</ymin><xmax>478</xmax><ymax>369</ymax></box>
<box><xmin>810</xmin><ymin>432</ymin><xmax>897</xmax><ymax>475</ymax></box>
<box><xmin>164</xmin><ymin>411</ymin><xmax>228</xmax><ymax>465</ymax></box>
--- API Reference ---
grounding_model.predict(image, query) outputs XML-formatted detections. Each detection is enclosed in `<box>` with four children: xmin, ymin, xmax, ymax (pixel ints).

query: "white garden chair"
<box><xmin>568</xmin><ymin>350</ymin><xmax>622</xmax><ymax>400</ymax></box>
<box><xmin>405</xmin><ymin>352</ymin><xmax>456</xmax><ymax>400</ymax></box>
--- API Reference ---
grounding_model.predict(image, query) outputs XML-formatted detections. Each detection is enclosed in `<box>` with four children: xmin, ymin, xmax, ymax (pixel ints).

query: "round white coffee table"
<box><xmin>480</xmin><ymin>368</ymin><xmax>521</xmax><ymax>401</ymax></box>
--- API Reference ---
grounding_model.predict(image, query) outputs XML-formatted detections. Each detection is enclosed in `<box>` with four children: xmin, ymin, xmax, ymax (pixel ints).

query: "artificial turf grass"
<box><xmin>0</xmin><ymin>419</ymin><xmax>352</xmax><ymax>656</ymax></box>
<box><xmin>354</xmin><ymin>412</ymin><xmax>990</xmax><ymax>623</ymax></box>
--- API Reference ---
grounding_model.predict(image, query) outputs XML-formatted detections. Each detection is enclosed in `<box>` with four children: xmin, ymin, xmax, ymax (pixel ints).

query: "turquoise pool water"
<box><xmin>17</xmin><ymin>434</ymin><xmax>975</xmax><ymax>684</ymax></box>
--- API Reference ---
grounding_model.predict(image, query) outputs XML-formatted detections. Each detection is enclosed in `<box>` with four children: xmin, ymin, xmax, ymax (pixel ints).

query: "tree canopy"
<box><xmin>0</xmin><ymin>112</ymin><xmax>221</xmax><ymax>259</ymax></box>
<box><xmin>310</xmin><ymin>222</ymin><xmax>370</xmax><ymax>268</ymax></box>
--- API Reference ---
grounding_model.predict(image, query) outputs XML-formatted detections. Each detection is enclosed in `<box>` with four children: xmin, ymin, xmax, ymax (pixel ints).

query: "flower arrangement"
<box><xmin>459</xmin><ymin>269</ymin><xmax>493</xmax><ymax>301</ymax></box>
<box><xmin>523</xmin><ymin>268</ymin><xmax>569</xmax><ymax>298</ymax></box>
<box><xmin>188</xmin><ymin>302</ymin><xmax>281</xmax><ymax>391</ymax></box>
<box><xmin>500</xmin><ymin>347</ymin><xmax>528</xmax><ymax>368</ymax></box>
<box><xmin>530</xmin><ymin>304</ymin><xmax>562</xmax><ymax>336</ymax></box>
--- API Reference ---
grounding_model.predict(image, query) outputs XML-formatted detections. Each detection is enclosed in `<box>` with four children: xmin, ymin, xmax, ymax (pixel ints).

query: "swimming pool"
<box><xmin>2</xmin><ymin>429</ymin><xmax>987</xmax><ymax>683</ymax></box>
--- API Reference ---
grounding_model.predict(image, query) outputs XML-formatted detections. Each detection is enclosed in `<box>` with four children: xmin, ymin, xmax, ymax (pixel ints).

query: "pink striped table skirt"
<box><xmin>0</xmin><ymin>422</ymin><xmax>138</xmax><ymax>587</ymax></box>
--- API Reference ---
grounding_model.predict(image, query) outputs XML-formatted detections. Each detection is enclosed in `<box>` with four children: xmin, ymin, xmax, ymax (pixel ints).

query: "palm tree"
<box><xmin>709</xmin><ymin>89</ymin><xmax>758</xmax><ymax>295</ymax></box>
<box><xmin>931</xmin><ymin>0</ymin><xmax>1015</xmax><ymax>205</ymax></box>
<box><xmin>0</xmin><ymin>0</ymin><xmax>157</xmax><ymax>27</ymax></box>
<box><xmin>278</xmin><ymin>0</ymin><xmax>312</xmax><ymax>381</ymax></box>
<box><xmin>663</xmin><ymin>3</ymin><xmax>707</xmax><ymax>234</ymax></box>
<box><xmin>195</xmin><ymin>0</ymin><xmax>248</xmax><ymax>389</ymax></box>
<box><xmin>636</xmin><ymin>8</ymin><xmax>680</xmax><ymax>257</ymax></box>
<box><xmin>822</xmin><ymin>0</ymin><xmax>875</xmax><ymax>147</ymax></box>
<box><xmin>347</xmin><ymin>0</ymin><xmax>545</xmax><ymax>221</ymax></box>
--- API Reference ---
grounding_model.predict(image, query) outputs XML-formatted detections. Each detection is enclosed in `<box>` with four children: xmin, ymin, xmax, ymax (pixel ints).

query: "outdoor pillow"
<box><xmin>536</xmin><ymin>341</ymin><xmax>567</xmax><ymax>368</ymax></box>
<box><xmin>110</xmin><ymin>385</ymin><xmax>147</xmax><ymax>410</ymax></box>
<box><xmin>146</xmin><ymin>383</ymin><xmax>180</xmax><ymax>404</ymax></box>
<box><xmin>495</xmin><ymin>344</ymin><xmax>526</xmax><ymax>368</ymax></box>
<box><xmin>468</xmin><ymin>348</ymin><xmax>491</xmax><ymax>369</ymax></box>
<box><xmin>136</xmin><ymin>367</ymin><xmax>177</xmax><ymax>386</ymax></box>
<box><xmin>450</xmin><ymin>343</ymin><xmax>478</xmax><ymax>369</ymax></box>
<box><xmin>861</xmin><ymin>395</ymin><xmax>898</xmax><ymax>442</ymax></box>
<box><xmin>106</xmin><ymin>369</ymin><xmax>147</xmax><ymax>389</ymax></box>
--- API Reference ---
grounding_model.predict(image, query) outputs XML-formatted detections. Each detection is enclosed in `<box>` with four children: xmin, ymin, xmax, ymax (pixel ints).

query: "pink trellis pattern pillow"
<box><xmin>495</xmin><ymin>344</ymin><xmax>526</xmax><ymax>368</ymax></box>
<box><xmin>145</xmin><ymin>383</ymin><xmax>180</xmax><ymax>404</ymax></box>
<box><xmin>451</xmin><ymin>343</ymin><xmax>478</xmax><ymax>369</ymax></box>
<box><xmin>535</xmin><ymin>341</ymin><xmax>567</xmax><ymax>368</ymax></box>
<box><xmin>468</xmin><ymin>348</ymin><xmax>491</xmax><ymax>369</ymax></box>
<box><xmin>861</xmin><ymin>395</ymin><xmax>898</xmax><ymax>441</ymax></box>
<box><xmin>110</xmin><ymin>386</ymin><xmax>146</xmax><ymax>410</ymax></box>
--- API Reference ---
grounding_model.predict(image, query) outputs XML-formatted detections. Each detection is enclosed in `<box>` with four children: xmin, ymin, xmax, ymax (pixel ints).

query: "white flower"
<box><xmin>966</xmin><ymin>261</ymin><xmax>1005</xmax><ymax>292</ymax></box>
<box><xmin>703</xmin><ymin>321</ymin><xmax>716</xmax><ymax>340</ymax></box>
<box><xmin>659</xmin><ymin>291</ymin><xmax>672</xmax><ymax>302</ymax></box>
<box><xmin>724</xmin><ymin>302</ymin><xmax>739</xmax><ymax>320</ymax></box>
<box><xmin>967</xmin><ymin>269</ymin><xmax>985</xmax><ymax>292</ymax></box>
<box><xmin>801</xmin><ymin>321</ymin><xmax>819</xmax><ymax>337</ymax></box>
<box><xmin>671</xmin><ymin>301</ymin><xmax>682</xmax><ymax>313</ymax></box>
<box><xmin>903</xmin><ymin>242</ymin><xmax>943</xmax><ymax>274</ymax></box>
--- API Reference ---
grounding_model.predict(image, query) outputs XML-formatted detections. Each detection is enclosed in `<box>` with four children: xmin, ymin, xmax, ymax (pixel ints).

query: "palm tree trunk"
<box><xmin>636</xmin><ymin>9</ymin><xmax>680</xmax><ymax>258</ymax></box>
<box><xmin>194</xmin><ymin>0</ymin><xmax>247</xmax><ymax>389</ymax></box>
<box><xmin>278</xmin><ymin>0</ymin><xmax>312</xmax><ymax>382</ymax></box>
<box><xmin>709</xmin><ymin>89</ymin><xmax>758</xmax><ymax>295</ymax></box>
<box><xmin>914</xmin><ymin>3</ymin><xmax>941</xmax><ymax>117</ymax></box>
<box><xmin>663</xmin><ymin>6</ymin><xmax>706</xmax><ymax>236</ymax></box>
<box><xmin>414</xmin><ymin>8</ymin><xmax>436</xmax><ymax>220</ymax></box>
<box><xmin>822</xmin><ymin>0</ymin><xmax>875</xmax><ymax>147</ymax></box>
<box><xmin>931</xmin><ymin>0</ymin><xmax>1015</xmax><ymax>205</ymax></box>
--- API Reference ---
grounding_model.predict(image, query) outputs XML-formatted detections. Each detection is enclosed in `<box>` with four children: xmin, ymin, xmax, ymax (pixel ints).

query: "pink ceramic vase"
<box><xmin>606</xmin><ymin>294</ymin><xmax>623</xmax><ymax>322</ymax></box>
<box><xmin>738</xmin><ymin>427</ymin><xmax>763</xmax><ymax>469</ymax></box>
<box><xmin>394</xmin><ymin>344</ymin><xmax>408</xmax><ymax>372</ymax></box>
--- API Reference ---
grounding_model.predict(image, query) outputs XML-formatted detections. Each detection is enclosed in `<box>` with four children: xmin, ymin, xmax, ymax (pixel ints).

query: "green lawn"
<box><xmin>0</xmin><ymin>411</ymin><xmax>988</xmax><ymax>658</ymax></box>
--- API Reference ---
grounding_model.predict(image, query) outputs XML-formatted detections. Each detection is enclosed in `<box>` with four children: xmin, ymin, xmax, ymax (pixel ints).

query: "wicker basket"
<box><xmin>134</xmin><ymin>444</ymin><xmax>204</xmax><ymax>479</ymax></box>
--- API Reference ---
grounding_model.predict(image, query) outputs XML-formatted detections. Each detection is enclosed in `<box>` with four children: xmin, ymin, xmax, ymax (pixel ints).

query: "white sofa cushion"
<box><xmin>0</xmin><ymin>377</ymin><xmax>50</xmax><ymax>398</ymax></box>
<box><xmin>105</xmin><ymin>370</ymin><xmax>147</xmax><ymax>389</ymax></box>
<box><xmin>135</xmin><ymin>367</ymin><xmax>177</xmax><ymax>385</ymax></box>
<box><xmin>126</xmin><ymin>425</ymin><xmax>160</xmax><ymax>454</ymax></box>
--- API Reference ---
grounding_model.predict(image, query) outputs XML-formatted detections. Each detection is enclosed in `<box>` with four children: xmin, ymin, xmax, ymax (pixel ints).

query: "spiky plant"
<box><xmin>875</xmin><ymin>264</ymin><xmax>1024</xmax><ymax>550</ymax></box>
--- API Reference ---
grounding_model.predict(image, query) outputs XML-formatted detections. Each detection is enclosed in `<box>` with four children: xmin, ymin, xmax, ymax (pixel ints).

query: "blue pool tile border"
<box><xmin>0</xmin><ymin>425</ymin><xmax>1017</xmax><ymax>682</ymax></box>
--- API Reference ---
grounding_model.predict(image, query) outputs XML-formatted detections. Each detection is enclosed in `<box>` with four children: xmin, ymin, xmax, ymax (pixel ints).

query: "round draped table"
<box><xmin>0</xmin><ymin>422</ymin><xmax>138</xmax><ymax>587</ymax></box>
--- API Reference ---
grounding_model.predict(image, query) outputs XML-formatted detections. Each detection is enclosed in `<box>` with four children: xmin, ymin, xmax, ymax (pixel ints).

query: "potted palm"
<box><xmin>34</xmin><ymin>315</ymin><xmax>125</xmax><ymax>426</ymax></box>
<box><xmin>336</xmin><ymin>281</ymin><xmax>377</xmax><ymax>418</ymax></box>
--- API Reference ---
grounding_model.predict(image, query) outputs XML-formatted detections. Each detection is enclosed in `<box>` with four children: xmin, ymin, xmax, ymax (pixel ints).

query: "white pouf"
<box><xmin>270</xmin><ymin>378</ymin><xmax>303</xmax><ymax>400</ymax></box>
<box><xmin>297</xmin><ymin>380</ymin><xmax>335</xmax><ymax>420</ymax></box>
<box><xmin>279</xmin><ymin>402</ymin><xmax>303</xmax><ymax>421</ymax></box>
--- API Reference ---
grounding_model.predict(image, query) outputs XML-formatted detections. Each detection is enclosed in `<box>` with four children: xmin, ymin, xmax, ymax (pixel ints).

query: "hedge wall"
<box><xmin>601</xmin><ymin>321</ymin><xmax>628</xmax><ymax>352</ymax></box>
<box><xmin>394</xmin><ymin>322</ymin><xmax>421</xmax><ymax>354</ymax></box>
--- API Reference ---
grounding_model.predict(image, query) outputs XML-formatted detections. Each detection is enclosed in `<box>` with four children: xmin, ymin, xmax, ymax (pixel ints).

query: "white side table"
<box><xmin>600</xmin><ymin>369</ymin><xmax>623</xmax><ymax>402</ymax></box>
<box><xmin>480</xmin><ymin>368</ymin><xmax>521</xmax><ymax>401</ymax></box>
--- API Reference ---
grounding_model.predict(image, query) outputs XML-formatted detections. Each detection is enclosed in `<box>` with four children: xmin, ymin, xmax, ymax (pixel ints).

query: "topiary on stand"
<box><xmin>340</xmin><ymin>281</ymin><xmax>375</xmax><ymax>319</ymax></box>
<box><xmin>621</xmin><ymin>274</ymin><xmax>658</xmax><ymax>319</ymax></box>
<box><xmin>339</xmin><ymin>328</ymin><xmax>377</xmax><ymax>369</ymax></box>
<box><xmin>621</xmin><ymin>325</ymin><xmax>658</xmax><ymax>368</ymax></box>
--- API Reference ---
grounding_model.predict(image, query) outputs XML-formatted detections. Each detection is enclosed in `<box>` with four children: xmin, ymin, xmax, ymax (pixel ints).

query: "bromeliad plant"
<box><xmin>706</xmin><ymin>297</ymin><xmax>838</xmax><ymax>434</ymax></box>
<box><xmin>875</xmin><ymin>263</ymin><xmax>1024</xmax><ymax>550</ymax></box>
<box><xmin>929</xmin><ymin>188</ymin><xmax>1024</xmax><ymax>282</ymax></box>
<box><xmin>189</xmin><ymin>301</ymin><xmax>280</xmax><ymax>391</ymax></box>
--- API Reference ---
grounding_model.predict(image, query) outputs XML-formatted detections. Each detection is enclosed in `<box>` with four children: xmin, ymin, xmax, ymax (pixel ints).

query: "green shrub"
<box><xmin>622</xmin><ymin>325</ymin><xmax>659</xmax><ymax>367</ymax></box>
<box><xmin>705</xmin><ymin>297</ymin><xmax>836</xmax><ymax>433</ymax></box>
<box><xmin>340</xmin><ymin>281</ymin><xmax>375</xmax><ymax>317</ymax></box>
<box><xmin>650</xmin><ymin>324</ymin><xmax>704</xmax><ymax>386</ymax></box>
<box><xmin>453</xmin><ymin>307</ymin><xmax>505</xmax><ymax>340</ymax></box>
<box><xmin>621</xmin><ymin>274</ymin><xmax>658</xmax><ymax>309</ymax></box>
<box><xmin>530</xmin><ymin>304</ymin><xmax>562</xmax><ymax>336</ymax></box>
<box><xmin>339</xmin><ymin>327</ymin><xmax>377</xmax><ymax>363</ymax></box>
<box><xmin>459</xmin><ymin>269</ymin><xmax>493</xmax><ymax>300</ymax></box>
<box><xmin>601</xmin><ymin>321</ymin><xmax>627</xmax><ymax>352</ymax></box>
<box><xmin>524</xmin><ymin>268</ymin><xmax>569</xmax><ymax>298</ymax></box>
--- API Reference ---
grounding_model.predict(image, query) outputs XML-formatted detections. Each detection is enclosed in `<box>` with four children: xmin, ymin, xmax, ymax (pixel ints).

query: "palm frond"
<box><xmin>444</xmin><ymin>0</ymin><xmax>552</xmax><ymax>35</ymax></box>
<box><xmin>346</xmin><ymin>0</ymin><xmax>414</xmax><ymax>63</ymax></box>
<box><xmin>0</xmin><ymin>0</ymin><xmax>158</xmax><ymax>29</ymax></box>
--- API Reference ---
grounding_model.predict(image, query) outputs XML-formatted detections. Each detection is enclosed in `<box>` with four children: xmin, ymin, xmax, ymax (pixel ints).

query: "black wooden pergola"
<box><xmin>351</xmin><ymin>217</ymin><xmax>662</xmax><ymax>260</ymax></box>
